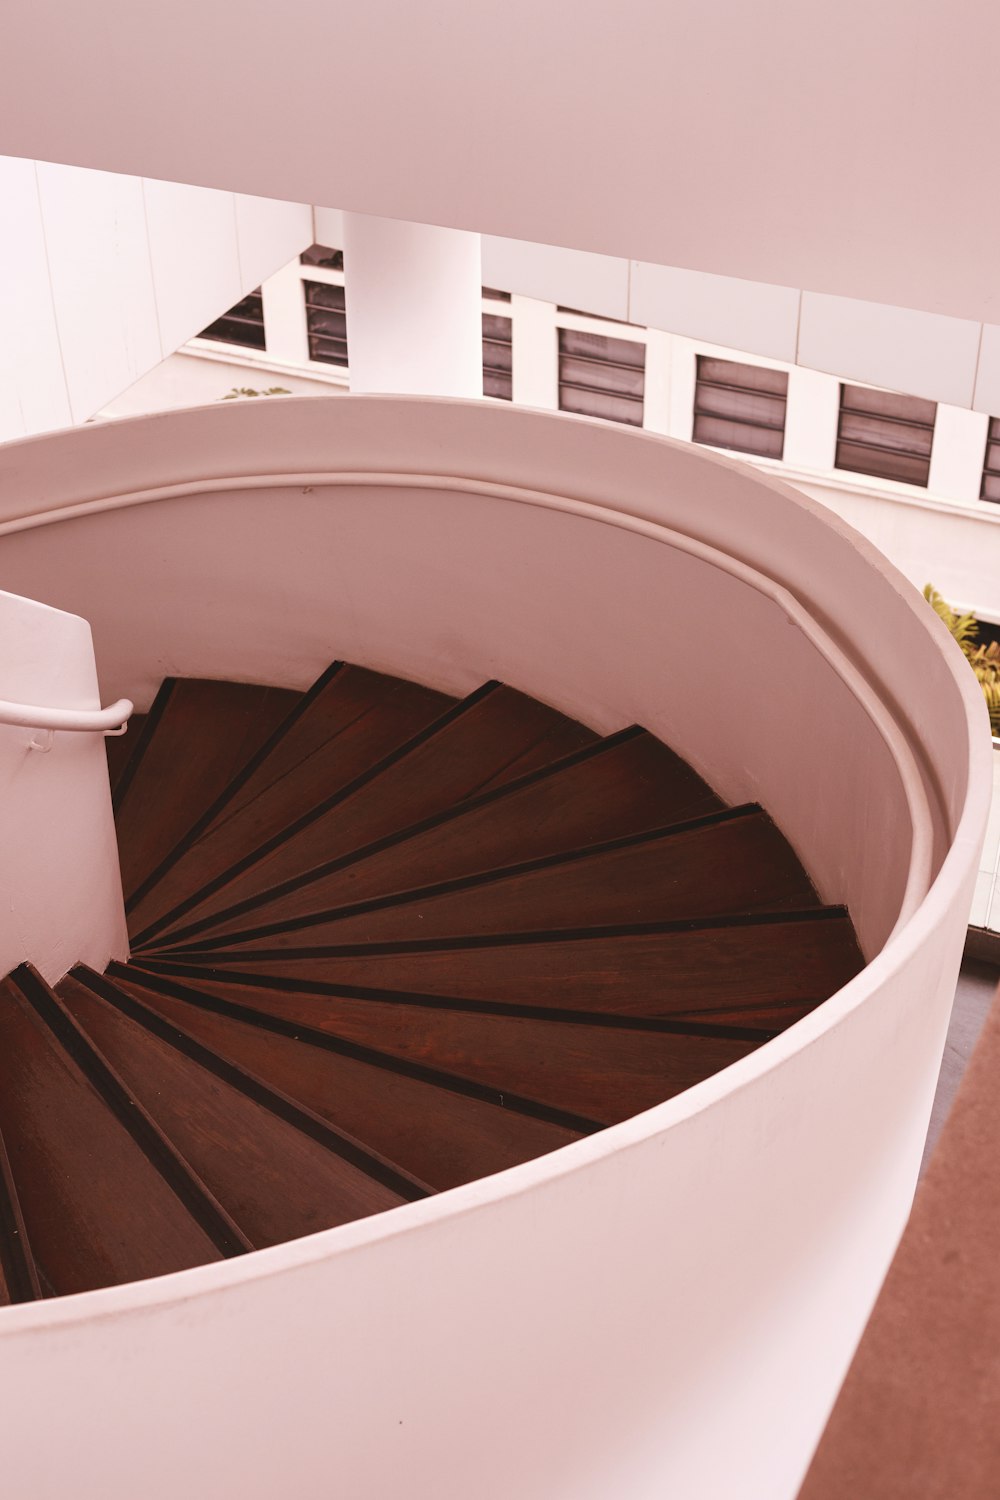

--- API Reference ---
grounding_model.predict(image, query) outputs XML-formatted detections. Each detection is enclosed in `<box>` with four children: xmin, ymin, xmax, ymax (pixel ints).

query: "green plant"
<box><xmin>924</xmin><ymin>584</ymin><xmax>1000</xmax><ymax>734</ymax></box>
<box><xmin>220</xmin><ymin>386</ymin><xmax>291</xmax><ymax>400</ymax></box>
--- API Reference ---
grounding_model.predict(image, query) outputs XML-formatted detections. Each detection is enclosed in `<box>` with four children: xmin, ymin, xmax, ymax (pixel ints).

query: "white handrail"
<box><xmin>0</xmin><ymin>695</ymin><xmax>133</xmax><ymax>734</ymax></box>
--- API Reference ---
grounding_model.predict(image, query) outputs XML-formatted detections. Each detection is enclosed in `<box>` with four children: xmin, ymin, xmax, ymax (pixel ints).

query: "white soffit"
<box><xmin>629</xmin><ymin>263</ymin><xmax>800</xmax><ymax>363</ymax></box>
<box><xmin>482</xmin><ymin>239</ymin><xmax>630</xmax><ymax>322</ymax></box>
<box><xmin>478</xmin><ymin>229</ymin><xmax>993</xmax><ymax>410</ymax></box>
<box><xmin>797</xmin><ymin>294</ymin><xmax>983</xmax><ymax>410</ymax></box>
<box><xmin>0</xmin><ymin>1</ymin><xmax>998</xmax><ymax>325</ymax></box>
<box><xmin>972</xmin><ymin>327</ymin><xmax>1000</xmax><ymax>418</ymax></box>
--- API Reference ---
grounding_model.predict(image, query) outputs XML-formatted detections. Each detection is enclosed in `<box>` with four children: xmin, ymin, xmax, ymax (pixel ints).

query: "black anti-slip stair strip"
<box><xmin>10</xmin><ymin>965</ymin><xmax>253</xmax><ymax>1258</ymax></box>
<box><xmin>0</xmin><ymin>1122</ymin><xmax>41</xmax><ymax>1304</ymax></box>
<box><xmin>150</xmin><ymin>903</ymin><xmax>850</xmax><ymax>965</ymax></box>
<box><xmin>123</xmin><ymin>663</ymin><xmax>345</xmax><ymax>914</ymax></box>
<box><xmin>124</xmin><ymin>959</ymin><xmax>783</xmax><ymax>1041</ymax></box>
<box><xmin>111</xmin><ymin>678</ymin><xmax>175</xmax><ymax>815</ymax></box>
<box><xmin>78</xmin><ymin>967</ymin><xmax>436</xmax><ymax>1200</ymax></box>
<box><xmin>109</xmin><ymin>964</ymin><xmax>607</xmax><ymax>1135</ymax></box>
<box><xmin>147</xmin><ymin>801</ymin><xmax>767</xmax><ymax>956</ymax></box>
<box><xmin>130</xmin><ymin>725</ymin><xmax>648</xmax><ymax>952</ymax></box>
<box><xmin>130</xmin><ymin>681</ymin><xmax>501</xmax><ymax>948</ymax></box>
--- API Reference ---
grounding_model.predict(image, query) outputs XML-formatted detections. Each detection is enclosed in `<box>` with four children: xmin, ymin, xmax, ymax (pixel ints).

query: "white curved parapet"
<box><xmin>0</xmin><ymin>397</ymin><xmax>989</xmax><ymax>1500</ymax></box>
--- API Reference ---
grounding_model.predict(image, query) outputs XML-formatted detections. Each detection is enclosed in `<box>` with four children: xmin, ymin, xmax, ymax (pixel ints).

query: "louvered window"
<box><xmin>693</xmin><ymin>357</ymin><xmax>787</xmax><ymax>459</ymax></box>
<box><xmin>835</xmin><ymin>384</ymin><xmax>936</xmax><ymax>487</ymax></box>
<box><xmin>301</xmin><ymin>243</ymin><xmax>344</xmax><ymax>270</ymax></box>
<box><xmin>483</xmin><ymin>313</ymin><xmax>512</xmax><ymax>400</ymax></box>
<box><xmin>558</xmin><ymin>329</ymin><xmax>645</xmax><ymax>426</ymax></box>
<box><xmin>981</xmin><ymin>417</ymin><xmax>1000</xmax><ymax>502</ymax></box>
<box><xmin>199</xmin><ymin>289</ymin><xmax>265</xmax><ymax>351</ymax></box>
<box><xmin>304</xmin><ymin>280</ymin><xmax>348</xmax><ymax>366</ymax></box>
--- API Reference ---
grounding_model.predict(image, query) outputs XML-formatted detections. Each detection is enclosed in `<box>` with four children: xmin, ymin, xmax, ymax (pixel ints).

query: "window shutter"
<box><xmin>558</xmin><ymin>329</ymin><xmax>645</xmax><ymax>426</ymax></box>
<box><xmin>693</xmin><ymin>357</ymin><xmax>788</xmax><ymax>460</ymax></box>
<box><xmin>483</xmin><ymin>311</ymin><xmax>512</xmax><ymax>400</ymax></box>
<box><xmin>199</xmin><ymin>289</ymin><xmax>265</xmax><ymax>351</ymax></box>
<box><xmin>981</xmin><ymin>417</ymin><xmax>1000</xmax><ymax>502</ymax></box>
<box><xmin>304</xmin><ymin>280</ymin><xmax>348</xmax><ymax>367</ymax></box>
<box><xmin>836</xmin><ymin>383</ymin><xmax>936</xmax><ymax>486</ymax></box>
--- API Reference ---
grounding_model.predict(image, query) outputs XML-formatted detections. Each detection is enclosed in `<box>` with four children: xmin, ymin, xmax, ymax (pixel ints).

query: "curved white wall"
<box><xmin>0</xmin><ymin>397</ymin><xmax>988</xmax><ymax>1499</ymax></box>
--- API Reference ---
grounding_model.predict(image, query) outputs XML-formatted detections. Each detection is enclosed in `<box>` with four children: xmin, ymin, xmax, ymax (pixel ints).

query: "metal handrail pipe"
<box><xmin>0</xmin><ymin>696</ymin><xmax>133</xmax><ymax>734</ymax></box>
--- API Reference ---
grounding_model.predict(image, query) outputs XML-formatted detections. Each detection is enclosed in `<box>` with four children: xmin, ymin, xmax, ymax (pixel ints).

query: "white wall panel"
<box><xmin>235</xmin><ymin>194</ymin><xmax>312</xmax><ymax>291</ymax></box>
<box><xmin>972</xmin><ymin>325</ymin><xmax>1000</xmax><ymax>417</ymax></box>
<box><xmin>783</xmin><ymin>366</ymin><xmax>840</xmax><ymax>472</ymax></box>
<box><xmin>483</xmin><ymin>236</ymin><xmax>629</xmax><ymax>321</ymax></box>
<box><xmin>798</xmin><ymin>293</ymin><xmax>982</xmax><ymax>408</ymax></box>
<box><xmin>0</xmin><ymin>157</ymin><xmax>71</xmax><ymax>440</ymax></box>
<box><xmin>630</xmin><ymin>262</ymin><xmax>800</xmax><ymax>362</ymax></box>
<box><xmin>313</xmin><ymin>206</ymin><xmax>344</xmax><ymax>252</ymax></box>
<box><xmin>36</xmin><ymin>161</ymin><xmax>161</xmax><ymax>424</ymax></box>
<box><xmin>0</xmin><ymin>160</ymin><xmax>316</xmax><ymax>440</ymax></box>
<box><xmin>142</xmin><ymin>178</ymin><xmax>242</xmax><ymax>356</ymax></box>
<box><xmin>927</xmin><ymin>405</ymin><xmax>989</xmax><ymax>503</ymax></box>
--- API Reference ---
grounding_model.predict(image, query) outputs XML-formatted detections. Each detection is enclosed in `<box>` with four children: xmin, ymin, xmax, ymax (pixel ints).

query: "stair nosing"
<box><xmin>111</xmin><ymin>677</ymin><xmax>176</xmax><ymax>815</ymax></box>
<box><xmin>10</xmin><ymin>964</ymin><xmax>255</xmax><ymax>1258</ymax></box>
<box><xmin>148</xmin><ymin>802</ymin><xmax>805</xmax><ymax>955</ymax></box>
<box><xmin>129</xmin><ymin>678</ymin><xmax>491</xmax><ymax>946</ymax></box>
<box><xmin>126</xmin><ymin>957</ymin><xmax>793</xmax><ymax>1039</ymax></box>
<box><xmin>0</xmin><ymin>1098</ymin><xmax>42</xmax><ymax>1304</ymax></box>
<box><xmin>130</xmin><ymin>724</ymin><xmax>653</xmax><ymax>951</ymax></box>
<box><xmin>123</xmin><ymin>662</ymin><xmax>350</xmax><ymax>914</ymax></box>
<box><xmin>82</xmin><ymin>966</ymin><xmax>437</xmax><ymax>1200</ymax></box>
<box><xmin>109</xmin><ymin>963</ymin><xmax>606</xmax><ymax>1135</ymax></box>
<box><xmin>144</xmin><ymin>904</ymin><xmax>852</xmax><ymax>966</ymax></box>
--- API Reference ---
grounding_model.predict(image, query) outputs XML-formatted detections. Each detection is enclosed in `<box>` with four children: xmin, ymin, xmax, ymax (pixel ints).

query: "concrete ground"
<box><xmin>921</xmin><ymin>954</ymin><xmax>999</xmax><ymax>1173</ymax></box>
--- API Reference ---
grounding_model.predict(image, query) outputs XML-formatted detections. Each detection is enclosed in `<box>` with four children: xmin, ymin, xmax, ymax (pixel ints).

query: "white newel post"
<box><xmin>342</xmin><ymin>212</ymin><xmax>483</xmax><ymax>398</ymax></box>
<box><xmin>0</xmin><ymin>590</ymin><xmax>128</xmax><ymax>983</ymax></box>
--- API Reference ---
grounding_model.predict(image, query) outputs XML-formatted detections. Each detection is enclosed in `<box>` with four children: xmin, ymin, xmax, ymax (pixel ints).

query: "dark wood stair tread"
<box><xmin>127</xmin><ymin>666</ymin><xmax>457</xmax><ymax>939</ymax></box>
<box><xmin>470</xmin><ymin>713</ymin><xmax>598</xmax><ymax>789</ymax></box>
<box><xmin>141</xmin><ymin>911</ymin><xmax>862</xmax><ymax>1019</ymax></box>
<box><xmin>140</xmin><ymin>684</ymin><xmax>603</xmax><ymax>944</ymax></box>
<box><xmin>57</xmin><ymin>972</ymin><xmax>411</xmax><ymax>1244</ymax></box>
<box><xmin>104</xmin><ymin>712</ymin><xmax>146</xmax><ymax>798</ymax></box>
<box><xmin>162</xmin><ymin>806</ymin><xmax>816</xmax><ymax>956</ymax></box>
<box><xmin>109</xmin><ymin>967</ymin><xmax>585</xmax><ymax>1193</ymax></box>
<box><xmin>115</xmin><ymin>679</ymin><xmax>299</xmax><ymax>901</ymax></box>
<box><xmin>0</xmin><ymin>660</ymin><xmax>867</xmax><ymax>1303</ymax></box>
<box><xmin>0</xmin><ymin>973</ymin><xmax>227</xmax><ymax>1297</ymax></box>
<box><xmin>125</xmin><ymin>968</ymin><xmax>764</xmax><ymax>1125</ymax></box>
<box><xmin>139</xmin><ymin>729</ymin><xmax>725</xmax><ymax>950</ymax></box>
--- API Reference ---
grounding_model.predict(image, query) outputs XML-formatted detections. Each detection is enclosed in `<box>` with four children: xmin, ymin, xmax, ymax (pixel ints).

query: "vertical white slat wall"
<box><xmin>0</xmin><ymin>154</ymin><xmax>312</xmax><ymax>442</ymax></box>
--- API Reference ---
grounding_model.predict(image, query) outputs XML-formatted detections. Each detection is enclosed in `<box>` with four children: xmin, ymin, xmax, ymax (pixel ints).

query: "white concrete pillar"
<box><xmin>783</xmin><ymin>365</ymin><xmax>840</xmax><ymax>471</ymax></box>
<box><xmin>510</xmin><ymin>294</ymin><xmax>557</xmax><ymax>409</ymax></box>
<box><xmin>342</xmin><ymin>212</ymin><xmax>483</xmax><ymax>397</ymax></box>
<box><xmin>927</xmin><ymin>403</ymin><xmax>990</xmax><ymax>503</ymax></box>
<box><xmin>641</xmin><ymin>329</ymin><xmax>672</xmax><ymax>435</ymax></box>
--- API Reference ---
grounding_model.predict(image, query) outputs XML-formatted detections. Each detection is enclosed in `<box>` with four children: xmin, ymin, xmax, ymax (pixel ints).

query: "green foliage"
<box><xmin>221</xmin><ymin>386</ymin><xmax>291</xmax><ymax>400</ymax></box>
<box><xmin>924</xmin><ymin>584</ymin><xmax>1000</xmax><ymax>734</ymax></box>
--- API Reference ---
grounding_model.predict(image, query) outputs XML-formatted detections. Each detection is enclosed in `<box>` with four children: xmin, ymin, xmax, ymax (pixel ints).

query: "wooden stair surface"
<box><xmin>0</xmin><ymin>663</ymin><xmax>863</xmax><ymax>1304</ymax></box>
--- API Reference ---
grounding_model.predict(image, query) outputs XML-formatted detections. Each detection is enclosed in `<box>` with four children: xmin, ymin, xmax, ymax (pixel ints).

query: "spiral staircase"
<box><xmin>0</xmin><ymin>396</ymin><xmax>988</xmax><ymax>1500</ymax></box>
<box><xmin>0</xmin><ymin>662</ymin><xmax>864</xmax><ymax>1301</ymax></box>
